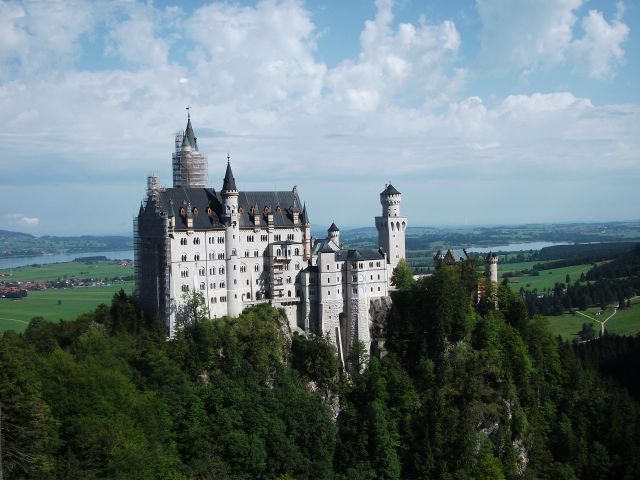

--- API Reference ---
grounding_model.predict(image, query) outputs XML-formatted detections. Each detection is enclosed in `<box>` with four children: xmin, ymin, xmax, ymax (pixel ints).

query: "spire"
<box><xmin>222</xmin><ymin>156</ymin><xmax>237</xmax><ymax>191</ymax></box>
<box><xmin>328</xmin><ymin>222</ymin><xmax>339</xmax><ymax>232</ymax></box>
<box><xmin>181</xmin><ymin>109</ymin><xmax>198</xmax><ymax>150</ymax></box>
<box><xmin>301</xmin><ymin>203</ymin><xmax>309</xmax><ymax>225</ymax></box>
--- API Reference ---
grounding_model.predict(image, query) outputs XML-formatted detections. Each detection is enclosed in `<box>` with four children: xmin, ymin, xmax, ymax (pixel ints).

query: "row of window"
<box><xmin>324</xmin><ymin>261</ymin><xmax>383</xmax><ymax>271</ymax></box>
<box><xmin>179</xmin><ymin>233</ymin><xmax>299</xmax><ymax>246</ymax></box>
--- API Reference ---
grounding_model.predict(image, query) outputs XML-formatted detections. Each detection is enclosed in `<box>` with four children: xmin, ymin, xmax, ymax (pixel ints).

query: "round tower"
<box><xmin>328</xmin><ymin>222</ymin><xmax>340</xmax><ymax>246</ymax></box>
<box><xmin>222</xmin><ymin>158</ymin><xmax>243</xmax><ymax>317</ymax></box>
<box><xmin>485</xmin><ymin>252</ymin><xmax>498</xmax><ymax>283</ymax></box>
<box><xmin>375</xmin><ymin>183</ymin><xmax>407</xmax><ymax>273</ymax></box>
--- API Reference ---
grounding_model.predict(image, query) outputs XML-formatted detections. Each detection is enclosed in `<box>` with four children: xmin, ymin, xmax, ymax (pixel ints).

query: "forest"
<box><xmin>2</xmin><ymin>261</ymin><xmax>640</xmax><ymax>479</ymax></box>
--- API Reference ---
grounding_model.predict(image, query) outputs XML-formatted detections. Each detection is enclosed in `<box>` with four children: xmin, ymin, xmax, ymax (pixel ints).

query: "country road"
<box><xmin>575</xmin><ymin>309</ymin><xmax>617</xmax><ymax>336</ymax></box>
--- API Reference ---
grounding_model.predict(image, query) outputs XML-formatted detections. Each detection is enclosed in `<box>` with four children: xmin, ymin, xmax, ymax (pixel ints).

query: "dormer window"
<box><xmin>238</xmin><ymin>207</ymin><xmax>244</xmax><ymax>213</ymax></box>
<box><xmin>206</xmin><ymin>207</ymin><xmax>212</xmax><ymax>215</ymax></box>
<box><xmin>193</xmin><ymin>207</ymin><xmax>199</xmax><ymax>215</ymax></box>
<box><xmin>179</xmin><ymin>208</ymin><xmax>186</xmax><ymax>216</ymax></box>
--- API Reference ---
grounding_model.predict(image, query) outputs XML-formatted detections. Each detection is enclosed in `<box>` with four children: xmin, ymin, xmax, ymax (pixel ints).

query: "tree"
<box><xmin>390</xmin><ymin>259</ymin><xmax>415</xmax><ymax>290</ymax></box>
<box><xmin>566</xmin><ymin>274</ymin><xmax>571</xmax><ymax>284</ymax></box>
<box><xmin>175</xmin><ymin>290</ymin><xmax>208</xmax><ymax>328</ymax></box>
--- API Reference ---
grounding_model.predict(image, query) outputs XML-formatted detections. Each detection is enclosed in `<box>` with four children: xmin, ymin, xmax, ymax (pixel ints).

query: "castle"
<box><xmin>134</xmin><ymin>115</ymin><xmax>408</xmax><ymax>361</ymax></box>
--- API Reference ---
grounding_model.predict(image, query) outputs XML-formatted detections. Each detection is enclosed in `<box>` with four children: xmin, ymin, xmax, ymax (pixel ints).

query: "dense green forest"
<box><xmin>2</xmin><ymin>263</ymin><xmax>640</xmax><ymax>479</ymax></box>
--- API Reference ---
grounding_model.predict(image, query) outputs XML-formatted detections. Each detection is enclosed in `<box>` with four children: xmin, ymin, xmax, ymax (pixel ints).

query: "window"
<box><xmin>370</xmin><ymin>287</ymin><xmax>373</xmax><ymax>292</ymax></box>
<box><xmin>376</xmin><ymin>261</ymin><xmax>381</xmax><ymax>267</ymax></box>
<box><xmin>181</xmin><ymin>269</ymin><xmax>189</xmax><ymax>278</ymax></box>
<box><xmin>287</xmin><ymin>276</ymin><xmax>292</xmax><ymax>284</ymax></box>
<box><xmin>199</xmin><ymin>267</ymin><xmax>205</xmax><ymax>276</ymax></box>
<box><xmin>276</xmin><ymin>248</ymin><xmax>281</xmax><ymax>256</ymax></box>
<box><xmin>209</xmin><ymin>237</ymin><xmax>214</xmax><ymax>244</ymax></box>
<box><xmin>327</xmin><ymin>278</ymin><xmax>330</xmax><ymax>283</ymax></box>
<box><xmin>378</xmin><ymin>286</ymin><xmax>381</xmax><ymax>291</ymax></box>
<box><xmin>378</xmin><ymin>274</ymin><xmax>380</xmax><ymax>280</ymax></box>
<box><xmin>310</xmin><ymin>289</ymin><xmax>316</xmax><ymax>295</ymax></box>
<box><xmin>211</xmin><ymin>297</ymin><xmax>217</xmax><ymax>303</ymax></box>
<box><xmin>209</xmin><ymin>268</ymin><xmax>214</xmax><ymax>275</ymax></box>
<box><xmin>294</xmin><ymin>248</ymin><xmax>299</xmax><ymax>255</ymax></box>
<box><xmin>287</xmin><ymin>234</ymin><xmax>294</xmax><ymax>241</ymax></box>
<box><xmin>247</xmin><ymin>235</ymin><xmax>254</xmax><ymax>242</ymax></box>
<box><xmin>218</xmin><ymin>237</ymin><xmax>225</xmax><ymax>244</ymax></box>
<box><xmin>218</xmin><ymin>253</ymin><xmax>224</xmax><ymax>259</ymax></box>
<box><xmin>219</xmin><ymin>267</ymin><xmax>225</xmax><ymax>274</ymax></box>
<box><xmin>209</xmin><ymin>253</ymin><xmax>215</xmax><ymax>260</ymax></box>
<box><xmin>181</xmin><ymin>285</ymin><xmax>189</xmax><ymax>292</ymax></box>
<box><xmin>234</xmin><ymin>279</ymin><xmax>237</xmax><ymax>285</ymax></box>
<box><xmin>274</xmin><ymin>234</ymin><xmax>281</xmax><ymax>241</ymax></box>
<box><xmin>287</xmin><ymin>290</ymin><xmax>291</xmax><ymax>297</ymax></box>
<box><xmin>180</xmin><ymin>238</ymin><xmax>187</xmax><ymax>245</ymax></box>
<box><xmin>194</xmin><ymin>254</ymin><xmax>200</xmax><ymax>261</ymax></box>
<box><xmin>254</xmin><ymin>264</ymin><xmax>259</xmax><ymax>272</ymax></box>
<box><xmin>352</xmin><ymin>275</ymin><xmax>357</xmax><ymax>282</ymax></box>
<box><xmin>231</xmin><ymin>248</ymin><xmax>237</xmax><ymax>255</ymax></box>
<box><xmin>254</xmin><ymin>250</ymin><xmax>259</xmax><ymax>257</ymax></box>
<box><xmin>200</xmin><ymin>283</ymin><xmax>205</xmax><ymax>290</ymax></box>
<box><xmin>181</xmin><ymin>254</ymin><xmax>187</xmax><ymax>262</ymax></box>
<box><xmin>353</xmin><ymin>287</ymin><xmax>357</xmax><ymax>294</ymax></box>
<box><xmin>210</xmin><ymin>283</ymin><xmax>215</xmax><ymax>289</ymax></box>
<box><xmin>194</xmin><ymin>237</ymin><xmax>200</xmax><ymax>245</ymax></box>
<box><xmin>220</xmin><ymin>281</ymin><xmax>225</xmax><ymax>288</ymax></box>
<box><xmin>244</xmin><ymin>251</ymin><xmax>249</xmax><ymax>257</ymax></box>
<box><xmin>359</xmin><ymin>263</ymin><xmax>363</xmax><ymax>269</ymax></box>
<box><xmin>295</xmin><ymin>263</ymin><xmax>300</xmax><ymax>270</ymax></box>
<box><xmin>326</xmin><ymin>265</ymin><xmax>329</xmax><ymax>271</ymax></box>
<box><xmin>261</xmin><ymin>234</ymin><xmax>268</xmax><ymax>241</ymax></box>
<box><xmin>246</xmin><ymin>279</ymin><xmax>250</xmax><ymax>286</ymax></box>
<box><xmin>240</xmin><ymin>265</ymin><xmax>247</xmax><ymax>273</ymax></box>
<box><xmin>369</xmin><ymin>262</ymin><xmax>373</xmax><ymax>267</ymax></box>
<box><xmin>221</xmin><ymin>296</ymin><xmax>226</xmax><ymax>302</ymax></box>
<box><xmin>370</xmin><ymin>275</ymin><xmax>373</xmax><ymax>280</ymax></box>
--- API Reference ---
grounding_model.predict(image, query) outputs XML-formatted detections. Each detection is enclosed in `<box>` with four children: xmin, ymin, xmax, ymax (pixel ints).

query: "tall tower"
<box><xmin>222</xmin><ymin>158</ymin><xmax>243</xmax><ymax>317</ymax></box>
<box><xmin>172</xmin><ymin>113</ymin><xmax>208</xmax><ymax>188</ymax></box>
<box><xmin>375</xmin><ymin>184</ymin><xmax>407</xmax><ymax>273</ymax></box>
<box><xmin>485</xmin><ymin>252</ymin><xmax>498</xmax><ymax>284</ymax></box>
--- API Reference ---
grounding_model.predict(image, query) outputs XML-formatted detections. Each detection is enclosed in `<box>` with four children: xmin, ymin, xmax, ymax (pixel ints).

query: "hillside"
<box><xmin>0</xmin><ymin>229</ymin><xmax>132</xmax><ymax>257</ymax></box>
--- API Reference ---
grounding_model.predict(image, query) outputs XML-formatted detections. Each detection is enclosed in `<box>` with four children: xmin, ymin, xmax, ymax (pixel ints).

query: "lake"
<box><xmin>0</xmin><ymin>250</ymin><xmax>135</xmax><ymax>270</ymax></box>
<box><xmin>467</xmin><ymin>242</ymin><xmax>571</xmax><ymax>253</ymax></box>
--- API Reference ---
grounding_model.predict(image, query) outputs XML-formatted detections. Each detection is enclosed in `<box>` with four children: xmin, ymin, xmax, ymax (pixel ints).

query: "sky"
<box><xmin>0</xmin><ymin>0</ymin><xmax>638</xmax><ymax>236</ymax></box>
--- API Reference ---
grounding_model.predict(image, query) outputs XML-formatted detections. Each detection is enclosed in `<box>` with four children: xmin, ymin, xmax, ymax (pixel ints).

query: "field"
<box><xmin>507</xmin><ymin>264</ymin><xmax>593</xmax><ymax>292</ymax></box>
<box><xmin>1</xmin><ymin>260</ymin><xmax>133</xmax><ymax>282</ymax></box>
<box><xmin>546</xmin><ymin>297</ymin><xmax>640</xmax><ymax>340</ymax></box>
<box><xmin>0</xmin><ymin>281</ymin><xmax>134</xmax><ymax>333</ymax></box>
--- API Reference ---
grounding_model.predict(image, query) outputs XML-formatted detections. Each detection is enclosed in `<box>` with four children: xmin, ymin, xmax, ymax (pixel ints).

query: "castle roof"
<box><xmin>381</xmin><ymin>184</ymin><xmax>400</xmax><ymax>195</ymax></box>
<box><xmin>328</xmin><ymin>222</ymin><xmax>340</xmax><ymax>232</ymax></box>
<box><xmin>301</xmin><ymin>203</ymin><xmax>309</xmax><ymax>225</ymax></box>
<box><xmin>154</xmin><ymin>187</ymin><xmax>304</xmax><ymax>230</ymax></box>
<box><xmin>181</xmin><ymin>116</ymin><xmax>198</xmax><ymax>150</ymax></box>
<box><xmin>335</xmin><ymin>249</ymin><xmax>385</xmax><ymax>261</ymax></box>
<box><xmin>222</xmin><ymin>161</ymin><xmax>237</xmax><ymax>191</ymax></box>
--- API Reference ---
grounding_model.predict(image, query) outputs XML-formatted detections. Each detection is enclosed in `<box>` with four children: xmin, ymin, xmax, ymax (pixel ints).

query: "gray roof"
<box><xmin>301</xmin><ymin>203</ymin><xmax>309</xmax><ymax>225</ymax></box>
<box><xmin>182</xmin><ymin>116</ymin><xmax>198</xmax><ymax>150</ymax></box>
<box><xmin>328</xmin><ymin>222</ymin><xmax>339</xmax><ymax>232</ymax></box>
<box><xmin>381</xmin><ymin>184</ymin><xmax>400</xmax><ymax>195</ymax></box>
<box><xmin>335</xmin><ymin>249</ymin><xmax>385</xmax><ymax>261</ymax></box>
<box><xmin>222</xmin><ymin>162</ymin><xmax>237</xmax><ymax>191</ymax></box>
<box><xmin>153</xmin><ymin>187</ymin><xmax>304</xmax><ymax>230</ymax></box>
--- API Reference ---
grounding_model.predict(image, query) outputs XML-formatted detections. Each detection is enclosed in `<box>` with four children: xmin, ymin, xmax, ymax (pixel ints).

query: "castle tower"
<box><xmin>301</xmin><ymin>203</ymin><xmax>311</xmax><ymax>261</ymax></box>
<box><xmin>328</xmin><ymin>222</ymin><xmax>340</xmax><ymax>246</ymax></box>
<box><xmin>375</xmin><ymin>184</ymin><xmax>407</xmax><ymax>273</ymax></box>
<box><xmin>485</xmin><ymin>252</ymin><xmax>498</xmax><ymax>283</ymax></box>
<box><xmin>172</xmin><ymin>113</ymin><xmax>208</xmax><ymax>188</ymax></box>
<box><xmin>222</xmin><ymin>158</ymin><xmax>243</xmax><ymax>317</ymax></box>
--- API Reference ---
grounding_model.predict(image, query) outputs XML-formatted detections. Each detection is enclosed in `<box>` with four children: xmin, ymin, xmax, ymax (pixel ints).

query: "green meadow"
<box><xmin>1</xmin><ymin>260</ymin><xmax>133</xmax><ymax>282</ymax></box>
<box><xmin>507</xmin><ymin>264</ymin><xmax>593</xmax><ymax>292</ymax></box>
<box><xmin>0</xmin><ymin>281</ymin><xmax>134</xmax><ymax>333</ymax></box>
<box><xmin>546</xmin><ymin>297</ymin><xmax>640</xmax><ymax>340</ymax></box>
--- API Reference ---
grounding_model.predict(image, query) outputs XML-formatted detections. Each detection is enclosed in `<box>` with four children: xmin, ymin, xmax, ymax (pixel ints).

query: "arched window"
<box><xmin>181</xmin><ymin>254</ymin><xmax>187</xmax><ymax>262</ymax></box>
<box><xmin>287</xmin><ymin>290</ymin><xmax>291</xmax><ymax>297</ymax></box>
<box><xmin>194</xmin><ymin>254</ymin><xmax>200</xmax><ymax>261</ymax></box>
<box><xmin>295</xmin><ymin>248</ymin><xmax>299</xmax><ymax>255</ymax></box>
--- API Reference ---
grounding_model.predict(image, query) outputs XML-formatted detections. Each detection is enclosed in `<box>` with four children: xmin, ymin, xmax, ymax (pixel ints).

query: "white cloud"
<box><xmin>5</xmin><ymin>213</ymin><xmax>39</xmax><ymax>227</ymax></box>
<box><xmin>570</xmin><ymin>9</ymin><xmax>629</xmax><ymax>78</ymax></box>
<box><xmin>476</xmin><ymin>0</ymin><xmax>629</xmax><ymax>78</ymax></box>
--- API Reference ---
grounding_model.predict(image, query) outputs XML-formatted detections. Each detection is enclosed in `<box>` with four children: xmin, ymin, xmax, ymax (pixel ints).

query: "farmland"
<box><xmin>0</xmin><ymin>281</ymin><xmax>134</xmax><ymax>333</ymax></box>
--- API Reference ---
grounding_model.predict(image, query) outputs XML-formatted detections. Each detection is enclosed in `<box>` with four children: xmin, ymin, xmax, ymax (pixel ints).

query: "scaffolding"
<box><xmin>172</xmin><ymin>131</ymin><xmax>208</xmax><ymax>188</ymax></box>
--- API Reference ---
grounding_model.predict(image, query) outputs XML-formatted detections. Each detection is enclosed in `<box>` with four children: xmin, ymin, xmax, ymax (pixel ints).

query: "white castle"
<box><xmin>134</xmin><ymin>115</ymin><xmax>407</xmax><ymax>361</ymax></box>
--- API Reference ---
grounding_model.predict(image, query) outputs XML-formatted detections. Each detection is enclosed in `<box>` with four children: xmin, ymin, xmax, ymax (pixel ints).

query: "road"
<box><xmin>575</xmin><ymin>308</ymin><xmax>617</xmax><ymax>336</ymax></box>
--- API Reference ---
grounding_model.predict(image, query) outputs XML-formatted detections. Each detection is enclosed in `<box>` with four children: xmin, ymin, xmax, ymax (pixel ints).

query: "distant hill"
<box><xmin>0</xmin><ymin>229</ymin><xmax>132</xmax><ymax>258</ymax></box>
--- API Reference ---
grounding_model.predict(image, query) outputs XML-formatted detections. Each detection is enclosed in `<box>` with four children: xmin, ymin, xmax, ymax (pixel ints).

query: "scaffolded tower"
<box><xmin>172</xmin><ymin>113</ymin><xmax>208</xmax><ymax>188</ymax></box>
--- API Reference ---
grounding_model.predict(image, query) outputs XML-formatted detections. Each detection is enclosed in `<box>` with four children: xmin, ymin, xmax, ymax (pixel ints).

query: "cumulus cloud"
<box><xmin>5</xmin><ymin>213</ymin><xmax>39</xmax><ymax>227</ymax></box>
<box><xmin>476</xmin><ymin>0</ymin><xmax>629</xmax><ymax>78</ymax></box>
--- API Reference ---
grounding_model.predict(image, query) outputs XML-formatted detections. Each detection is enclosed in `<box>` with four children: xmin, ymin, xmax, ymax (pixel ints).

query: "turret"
<box><xmin>375</xmin><ymin>183</ymin><xmax>407</xmax><ymax>273</ymax></box>
<box><xmin>302</xmin><ymin>203</ymin><xmax>311</xmax><ymax>261</ymax></box>
<box><xmin>222</xmin><ymin>157</ymin><xmax>242</xmax><ymax>317</ymax></box>
<box><xmin>328</xmin><ymin>222</ymin><xmax>340</xmax><ymax>246</ymax></box>
<box><xmin>485</xmin><ymin>252</ymin><xmax>498</xmax><ymax>283</ymax></box>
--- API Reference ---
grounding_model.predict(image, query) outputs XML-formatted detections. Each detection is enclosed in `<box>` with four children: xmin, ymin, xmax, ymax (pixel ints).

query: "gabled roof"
<box><xmin>328</xmin><ymin>222</ymin><xmax>340</xmax><ymax>232</ymax></box>
<box><xmin>381</xmin><ymin>184</ymin><xmax>401</xmax><ymax>195</ymax></box>
<box><xmin>182</xmin><ymin>116</ymin><xmax>198</xmax><ymax>150</ymax></box>
<box><xmin>301</xmin><ymin>203</ymin><xmax>310</xmax><ymax>225</ymax></box>
<box><xmin>222</xmin><ymin>161</ymin><xmax>237</xmax><ymax>191</ymax></box>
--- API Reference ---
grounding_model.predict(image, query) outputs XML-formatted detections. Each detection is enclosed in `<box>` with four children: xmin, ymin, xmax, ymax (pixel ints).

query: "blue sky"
<box><xmin>0</xmin><ymin>0</ymin><xmax>638</xmax><ymax>235</ymax></box>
